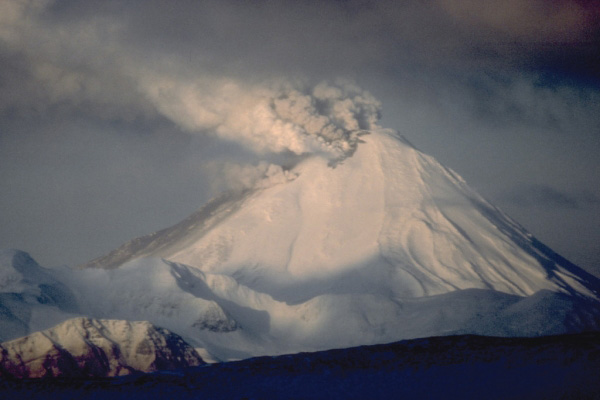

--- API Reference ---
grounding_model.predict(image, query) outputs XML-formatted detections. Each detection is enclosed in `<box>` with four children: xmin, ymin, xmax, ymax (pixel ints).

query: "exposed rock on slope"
<box><xmin>0</xmin><ymin>317</ymin><xmax>204</xmax><ymax>378</ymax></box>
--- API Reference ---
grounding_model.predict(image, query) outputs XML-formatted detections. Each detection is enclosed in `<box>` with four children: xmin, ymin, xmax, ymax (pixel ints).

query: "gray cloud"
<box><xmin>503</xmin><ymin>184</ymin><xmax>600</xmax><ymax>209</ymax></box>
<box><xmin>1</xmin><ymin>0</ymin><xmax>599</xmax><ymax>276</ymax></box>
<box><xmin>1</xmin><ymin>1</ymin><xmax>384</xmax><ymax>159</ymax></box>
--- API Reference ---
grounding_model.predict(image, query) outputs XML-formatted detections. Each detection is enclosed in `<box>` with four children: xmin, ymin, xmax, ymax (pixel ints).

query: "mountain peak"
<box><xmin>81</xmin><ymin>129</ymin><xmax>600</xmax><ymax>301</ymax></box>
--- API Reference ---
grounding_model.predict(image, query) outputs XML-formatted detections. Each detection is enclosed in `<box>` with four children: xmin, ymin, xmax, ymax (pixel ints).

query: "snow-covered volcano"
<box><xmin>4</xmin><ymin>128</ymin><xmax>596</xmax><ymax>362</ymax></box>
<box><xmin>68</xmin><ymin>129</ymin><xmax>600</xmax><ymax>360</ymax></box>
<box><xmin>84</xmin><ymin>129</ymin><xmax>599</xmax><ymax>301</ymax></box>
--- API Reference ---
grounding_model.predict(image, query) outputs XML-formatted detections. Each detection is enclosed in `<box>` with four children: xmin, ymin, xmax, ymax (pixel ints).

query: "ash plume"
<box><xmin>141</xmin><ymin>78</ymin><xmax>382</xmax><ymax>160</ymax></box>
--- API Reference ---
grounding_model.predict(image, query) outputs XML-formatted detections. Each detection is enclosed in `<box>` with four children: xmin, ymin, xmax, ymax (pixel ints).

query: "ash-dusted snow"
<box><xmin>3</xmin><ymin>130</ymin><xmax>600</xmax><ymax>363</ymax></box>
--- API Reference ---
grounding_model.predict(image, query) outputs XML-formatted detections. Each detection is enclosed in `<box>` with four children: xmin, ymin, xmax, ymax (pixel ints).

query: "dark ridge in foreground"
<box><xmin>1</xmin><ymin>332</ymin><xmax>599</xmax><ymax>399</ymax></box>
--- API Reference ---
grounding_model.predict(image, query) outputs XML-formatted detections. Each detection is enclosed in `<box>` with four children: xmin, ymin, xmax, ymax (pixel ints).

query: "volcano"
<box><xmin>70</xmin><ymin>129</ymin><xmax>600</xmax><ymax>360</ymax></box>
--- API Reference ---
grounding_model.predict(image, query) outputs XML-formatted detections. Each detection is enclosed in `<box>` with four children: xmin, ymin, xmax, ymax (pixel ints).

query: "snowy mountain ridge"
<box><xmin>0</xmin><ymin>317</ymin><xmax>204</xmax><ymax>378</ymax></box>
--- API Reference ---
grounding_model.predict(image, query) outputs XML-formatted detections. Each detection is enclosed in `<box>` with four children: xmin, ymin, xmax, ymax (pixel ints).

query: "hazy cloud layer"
<box><xmin>503</xmin><ymin>184</ymin><xmax>600</xmax><ymax>209</ymax></box>
<box><xmin>1</xmin><ymin>0</ymin><xmax>599</xmax><ymax>274</ymax></box>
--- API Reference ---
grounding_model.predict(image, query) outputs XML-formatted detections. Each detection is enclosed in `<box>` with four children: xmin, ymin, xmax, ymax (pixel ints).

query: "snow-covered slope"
<box><xmin>47</xmin><ymin>256</ymin><xmax>599</xmax><ymax>361</ymax></box>
<box><xmin>0</xmin><ymin>250</ymin><xmax>80</xmax><ymax>342</ymax></box>
<box><xmin>0</xmin><ymin>317</ymin><xmax>204</xmax><ymax>378</ymax></box>
<box><xmin>83</xmin><ymin>129</ymin><xmax>599</xmax><ymax>301</ymax></box>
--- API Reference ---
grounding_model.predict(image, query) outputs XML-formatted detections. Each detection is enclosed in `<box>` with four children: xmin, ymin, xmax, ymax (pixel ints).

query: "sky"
<box><xmin>1</xmin><ymin>0</ymin><xmax>599</xmax><ymax>276</ymax></box>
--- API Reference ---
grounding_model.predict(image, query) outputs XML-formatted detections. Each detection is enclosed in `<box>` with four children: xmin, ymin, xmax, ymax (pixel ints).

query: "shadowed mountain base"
<box><xmin>2</xmin><ymin>332</ymin><xmax>599</xmax><ymax>399</ymax></box>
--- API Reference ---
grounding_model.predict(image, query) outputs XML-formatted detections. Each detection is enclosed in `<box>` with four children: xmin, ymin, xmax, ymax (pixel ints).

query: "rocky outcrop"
<box><xmin>0</xmin><ymin>317</ymin><xmax>204</xmax><ymax>378</ymax></box>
